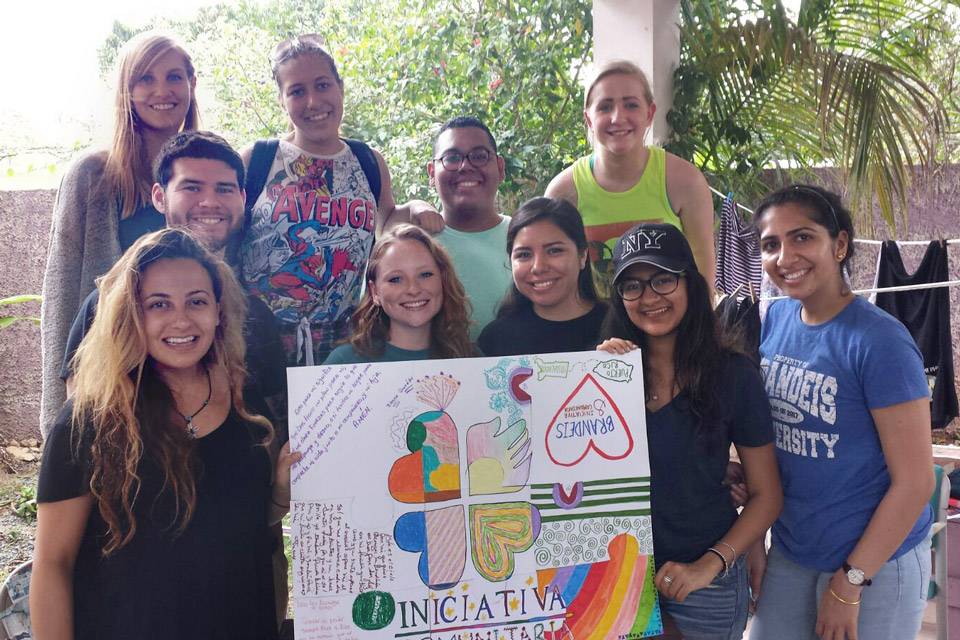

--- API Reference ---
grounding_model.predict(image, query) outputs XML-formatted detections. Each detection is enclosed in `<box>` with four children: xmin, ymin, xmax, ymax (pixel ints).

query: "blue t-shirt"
<box><xmin>760</xmin><ymin>297</ymin><xmax>933</xmax><ymax>572</ymax></box>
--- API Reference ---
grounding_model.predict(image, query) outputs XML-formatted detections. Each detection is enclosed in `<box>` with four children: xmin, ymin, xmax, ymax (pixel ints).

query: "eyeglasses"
<box><xmin>616</xmin><ymin>272</ymin><xmax>682</xmax><ymax>301</ymax></box>
<box><xmin>433</xmin><ymin>148</ymin><xmax>494</xmax><ymax>171</ymax></box>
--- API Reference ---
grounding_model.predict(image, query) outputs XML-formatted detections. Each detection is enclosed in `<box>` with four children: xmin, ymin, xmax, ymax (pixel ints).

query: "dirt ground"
<box><xmin>0</xmin><ymin>447</ymin><xmax>38</xmax><ymax>584</ymax></box>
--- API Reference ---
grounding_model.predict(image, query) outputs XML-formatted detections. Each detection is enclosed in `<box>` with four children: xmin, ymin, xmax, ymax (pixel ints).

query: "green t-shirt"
<box><xmin>435</xmin><ymin>216</ymin><xmax>512</xmax><ymax>341</ymax></box>
<box><xmin>323</xmin><ymin>342</ymin><xmax>431</xmax><ymax>365</ymax></box>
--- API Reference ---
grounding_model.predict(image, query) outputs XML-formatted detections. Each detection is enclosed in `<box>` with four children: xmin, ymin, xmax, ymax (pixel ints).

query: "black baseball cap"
<box><xmin>612</xmin><ymin>222</ymin><xmax>696</xmax><ymax>282</ymax></box>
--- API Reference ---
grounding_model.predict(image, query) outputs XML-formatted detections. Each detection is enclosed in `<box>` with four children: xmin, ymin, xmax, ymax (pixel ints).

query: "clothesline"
<box><xmin>759</xmin><ymin>279</ymin><xmax>960</xmax><ymax>301</ymax></box>
<box><xmin>708</xmin><ymin>185</ymin><xmax>960</xmax><ymax>245</ymax></box>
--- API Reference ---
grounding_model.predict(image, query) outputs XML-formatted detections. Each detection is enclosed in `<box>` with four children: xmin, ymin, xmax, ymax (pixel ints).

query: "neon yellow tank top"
<box><xmin>572</xmin><ymin>147</ymin><xmax>682</xmax><ymax>292</ymax></box>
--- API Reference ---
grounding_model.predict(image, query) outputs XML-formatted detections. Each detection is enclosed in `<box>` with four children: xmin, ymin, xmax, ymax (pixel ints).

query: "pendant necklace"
<box><xmin>177</xmin><ymin>366</ymin><xmax>212</xmax><ymax>438</ymax></box>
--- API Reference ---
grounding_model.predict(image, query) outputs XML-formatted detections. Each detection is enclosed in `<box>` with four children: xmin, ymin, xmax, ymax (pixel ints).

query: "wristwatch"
<box><xmin>842</xmin><ymin>562</ymin><xmax>872</xmax><ymax>587</ymax></box>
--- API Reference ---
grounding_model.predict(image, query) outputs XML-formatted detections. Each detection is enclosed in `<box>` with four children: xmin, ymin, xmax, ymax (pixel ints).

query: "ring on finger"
<box><xmin>663</xmin><ymin>576</ymin><xmax>674</xmax><ymax>584</ymax></box>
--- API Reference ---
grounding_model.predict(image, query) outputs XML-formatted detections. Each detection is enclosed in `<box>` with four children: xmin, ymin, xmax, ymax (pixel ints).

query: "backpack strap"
<box><xmin>230</xmin><ymin>138</ymin><xmax>279</xmax><ymax>277</ymax></box>
<box><xmin>342</xmin><ymin>138</ymin><xmax>382</xmax><ymax>207</ymax></box>
<box><xmin>244</xmin><ymin>138</ymin><xmax>280</xmax><ymax>225</ymax></box>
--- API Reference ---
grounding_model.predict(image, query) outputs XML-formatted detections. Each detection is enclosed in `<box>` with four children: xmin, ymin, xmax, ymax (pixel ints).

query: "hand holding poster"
<box><xmin>288</xmin><ymin>350</ymin><xmax>662</xmax><ymax>639</ymax></box>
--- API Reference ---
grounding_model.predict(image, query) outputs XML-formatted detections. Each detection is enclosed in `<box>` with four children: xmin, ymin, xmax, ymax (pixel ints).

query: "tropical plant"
<box><xmin>667</xmin><ymin>0</ymin><xmax>950</xmax><ymax>233</ymax></box>
<box><xmin>0</xmin><ymin>295</ymin><xmax>41</xmax><ymax>329</ymax></box>
<box><xmin>99</xmin><ymin>0</ymin><xmax>593</xmax><ymax>212</ymax></box>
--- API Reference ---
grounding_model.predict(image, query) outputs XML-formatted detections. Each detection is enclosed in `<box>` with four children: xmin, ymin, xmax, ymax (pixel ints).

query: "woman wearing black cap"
<box><xmin>599</xmin><ymin>222</ymin><xmax>782</xmax><ymax>640</ymax></box>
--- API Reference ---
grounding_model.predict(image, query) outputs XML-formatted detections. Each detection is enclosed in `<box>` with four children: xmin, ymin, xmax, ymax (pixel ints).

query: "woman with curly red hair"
<box><xmin>324</xmin><ymin>224</ymin><xmax>474</xmax><ymax>364</ymax></box>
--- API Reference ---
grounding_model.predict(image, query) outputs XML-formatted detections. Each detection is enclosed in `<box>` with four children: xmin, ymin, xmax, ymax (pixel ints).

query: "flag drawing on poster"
<box><xmin>288</xmin><ymin>350</ymin><xmax>661</xmax><ymax>639</ymax></box>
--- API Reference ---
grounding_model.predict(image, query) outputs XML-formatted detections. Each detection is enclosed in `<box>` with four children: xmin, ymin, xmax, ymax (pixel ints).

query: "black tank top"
<box><xmin>874</xmin><ymin>241</ymin><xmax>958</xmax><ymax>429</ymax></box>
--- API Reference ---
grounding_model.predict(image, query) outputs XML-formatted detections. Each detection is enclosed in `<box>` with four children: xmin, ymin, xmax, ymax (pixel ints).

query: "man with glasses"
<box><xmin>428</xmin><ymin>116</ymin><xmax>512</xmax><ymax>340</ymax></box>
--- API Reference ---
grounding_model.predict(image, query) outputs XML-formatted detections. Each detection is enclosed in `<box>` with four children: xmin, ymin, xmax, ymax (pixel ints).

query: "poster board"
<box><xmin>288</xmin><ymin>350</ymin><xmax>661</xmax><ymax>639</ymax></box>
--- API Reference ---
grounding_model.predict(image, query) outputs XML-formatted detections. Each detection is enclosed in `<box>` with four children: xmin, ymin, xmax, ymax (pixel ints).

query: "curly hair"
<box><xmin>70</xmin><ymin>228</ymin><xmax>271</xmax><ymax>555</ymax></box>
<box><xmin>348</xmin><ymin>224</ymin><xmax>473</xmax><ymax>359</ymax></box>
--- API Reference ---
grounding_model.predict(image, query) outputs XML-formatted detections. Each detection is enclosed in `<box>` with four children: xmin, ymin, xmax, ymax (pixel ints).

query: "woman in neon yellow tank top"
<box><xmin>545</xmin><ymin>61</ymin><xmax>716</xmax><ymax>295</ymax></box>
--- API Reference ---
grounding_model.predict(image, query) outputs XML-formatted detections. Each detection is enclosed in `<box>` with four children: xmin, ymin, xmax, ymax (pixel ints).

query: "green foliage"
<box><xmin>11</xmin><ymin>486</ymin><xmax>36</xmax><ymax>521</ymax></box>
<box><xmin>667</xmin><ymin>0</ymin><xmax>949</xmax><ymax>232</ymax></box>
<box><xmin>100</xmin><ymin>0</ymin><xmax>593</xmax><ymax>212</ymax></box>
<box><xmin>0</xmin><ymin>295</ymin><xmax>41</xmax><ymax>329</ymax></box>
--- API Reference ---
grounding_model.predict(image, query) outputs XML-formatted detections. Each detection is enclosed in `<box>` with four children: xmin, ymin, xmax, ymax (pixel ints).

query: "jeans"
<box><xmin>659</xmin><ymin>555</ymin><xmax>749</xmax><ymax>640</ymax></box>
<box><xmin>749</xmin><ymin>539</ymin><xmax>931</xmax><ymax>640</ymax></box>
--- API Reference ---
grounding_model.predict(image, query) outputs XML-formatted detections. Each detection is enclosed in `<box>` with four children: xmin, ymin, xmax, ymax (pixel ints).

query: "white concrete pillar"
<box><xmin>592</xmin><ymin>0</ymin><xmax>681</xmax><ymax>143</ymax></box>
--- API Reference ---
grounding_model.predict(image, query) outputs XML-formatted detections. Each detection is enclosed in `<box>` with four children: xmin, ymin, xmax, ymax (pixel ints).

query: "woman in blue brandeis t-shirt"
<box><xmin>324</xmin><ymin>224</ymin><xmax>474</xmax><ymax>365</ymax></box>
<box><xmin>598</xmin><ymin>222</ymin><xmax>782</xmax><ymax>640</ymax></box>
<box><xmin>748</xmin><ymin>185</ymin><xmax>934</xmax><ymax>640</ymax></box>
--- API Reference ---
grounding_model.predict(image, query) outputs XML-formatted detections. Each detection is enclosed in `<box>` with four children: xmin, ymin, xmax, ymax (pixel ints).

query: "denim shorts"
<box><xmin>749</xmin><ymin>539</ymin><xmax>930</xmax><ymax>640</ymax></box>
<box><xmin>659</xmin><ymin>555</ymin><xmax>749</xmax><ymax>640</ymax></box>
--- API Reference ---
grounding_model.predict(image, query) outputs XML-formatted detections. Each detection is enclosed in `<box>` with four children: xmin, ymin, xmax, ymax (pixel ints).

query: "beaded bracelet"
<box><xmin>706</xmin><ymin>547</ymin><xmax>730</xmax><ymax>578</ymax></box>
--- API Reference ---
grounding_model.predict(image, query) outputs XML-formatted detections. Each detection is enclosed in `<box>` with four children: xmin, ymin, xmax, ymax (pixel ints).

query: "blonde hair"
<box><xmin>584</xmin><ymin>60</ymin><xmax>654</xmax><ymax>109</ymax></box>
<box><xmin>71</xmin><ymin>228</ymin><xmax>270</xmax><ymax>555</ymax></box>
<box><xmin>105</xmin><ymin>33</ymin><xmax>199</xmax><ymax>219</ymax></box>
<box><xmin>348</xmin><ymin>225</ymin><xmax>473</xmax><ymax>360</ymax></box>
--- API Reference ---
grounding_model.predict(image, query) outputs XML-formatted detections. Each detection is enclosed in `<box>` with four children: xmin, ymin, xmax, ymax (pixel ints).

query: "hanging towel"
<box><xmin>873</xmin><ymin>241</ymin><xmax>959</xmax><ymax>429</ymax></box>
<box><xmin>715</xmin><ymin>196</ymin><xmax>762</xmax><ymax>297</ymax></box>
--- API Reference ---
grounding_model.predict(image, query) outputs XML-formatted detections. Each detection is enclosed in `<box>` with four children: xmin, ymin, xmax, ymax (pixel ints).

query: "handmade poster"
<box><xmin>288</xmin><ymin>350</ymin><xmax>661</xmax><ymax>640</ymax></box>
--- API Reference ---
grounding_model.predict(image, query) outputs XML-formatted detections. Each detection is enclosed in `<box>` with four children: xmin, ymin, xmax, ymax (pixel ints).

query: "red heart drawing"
<box><xmin>544</xmin><ymin>374</ymin><xmax>633</xmax><ymax>467</ymax></box>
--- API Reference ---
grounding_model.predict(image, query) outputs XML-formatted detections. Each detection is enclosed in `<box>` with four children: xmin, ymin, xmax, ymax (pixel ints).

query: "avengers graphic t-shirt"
<box><xmin>241</xmin><ymin>140</ymin><xmax>377</xmax><ymax>365</ymax></box>
<box><xmin>760</xmin><ymin>297</ymin><xmax>932</xmax><ymax>572</ymax></box>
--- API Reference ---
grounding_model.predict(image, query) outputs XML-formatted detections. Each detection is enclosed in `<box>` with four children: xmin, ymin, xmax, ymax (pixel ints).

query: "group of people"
<box><xmin>30</xmin><ymin>30</ymin><xmax>935</xmax><ymax>640</ymax></box>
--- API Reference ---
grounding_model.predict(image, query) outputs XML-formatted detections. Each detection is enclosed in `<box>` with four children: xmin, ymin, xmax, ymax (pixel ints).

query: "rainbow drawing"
<box><xmin>536</xmin><ymin>534</ymin><xmax>661</xmax><ymax>639</ymax></box>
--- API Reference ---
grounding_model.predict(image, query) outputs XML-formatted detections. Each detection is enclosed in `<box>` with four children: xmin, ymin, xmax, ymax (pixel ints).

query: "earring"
<box><xmin>837</xmin><ymin>254</ymin><xmax>845</xmax><ymax>260</ymax></box>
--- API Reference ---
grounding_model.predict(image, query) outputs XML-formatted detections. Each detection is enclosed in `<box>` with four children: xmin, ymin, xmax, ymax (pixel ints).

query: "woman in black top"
<box><xmin>478</xmin><ymin>197</ymin><xmax>607</xmax><ymax>355</ymax></box>
<box><xmin>32</xmin><ymin>229</ymin><xmax>297</xmax><ymax>640</ymax></box>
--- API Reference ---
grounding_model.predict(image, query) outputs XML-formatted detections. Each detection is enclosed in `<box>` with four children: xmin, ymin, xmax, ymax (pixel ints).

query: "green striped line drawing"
<box><xmin>540</xmin><ymin>509</ymin><xmax>651</xmax><ymax>523</ymax></box>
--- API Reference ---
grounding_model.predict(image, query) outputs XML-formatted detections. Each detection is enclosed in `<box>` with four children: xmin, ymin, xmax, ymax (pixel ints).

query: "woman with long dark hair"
<box><xmin>32</xmin><ymin>229</ymin><xmax>295</xmax><ymax>640</ymax></box>
<box><xmin>478</xmin><ymin>197</ymin><xmax>606</xmax><ymax>356</ymax></box>
<box><xmin>599</xmin><ymin>222</ymin><xmax>781</xmax><ymax>639</ymax></box>
<box><xmin>749</xmin><ymin>186</ymin><xmax>934</xmax><ymax>640</ymax></box>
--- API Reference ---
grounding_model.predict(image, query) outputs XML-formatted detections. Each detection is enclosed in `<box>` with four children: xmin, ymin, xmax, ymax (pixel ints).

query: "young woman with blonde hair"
<box><xmin>545</xmin><ymin>60</ymin><xmax>716</xmax><ymax>294</ymax></box>
<box><xmin>41</xmin><ymin>32</ymin><xmax>200</xmax><ymax>437</ymax></box>
<box><xmin>324</xmin><ymin>224</ymin><xmax>473</xmax><ymax>364</ymax></box>
<box><xmin>32</xmin><ymin>229</ymin><xmax>296</xmax><ymax>640</ymax></box>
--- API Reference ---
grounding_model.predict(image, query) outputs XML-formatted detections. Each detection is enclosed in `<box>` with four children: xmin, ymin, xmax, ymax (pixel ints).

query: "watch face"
<box><xmin>846</xmin><ymin>567</ymin><xmax>865</xmax><ymax>585</ymax></box>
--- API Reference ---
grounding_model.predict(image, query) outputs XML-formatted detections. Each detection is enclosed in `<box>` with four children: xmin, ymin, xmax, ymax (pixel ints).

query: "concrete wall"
<box><xmin>0</xmin><ymin>190</ymin><xmax>53</xmax><ymax>443</ymax></box>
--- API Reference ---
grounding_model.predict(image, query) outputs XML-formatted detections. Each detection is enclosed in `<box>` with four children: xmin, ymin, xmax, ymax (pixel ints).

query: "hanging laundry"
<box><xmin>715</xmin><ymin>196</ymin><xmax>763</xmax><ymax>298</ymax></box>
<box><xmin>873</xmin><ymin>240</ymin><xmax>959</xmax><ymax>429</ymax></box>
<box><xmin>716</xmin><ymin>293</ymin><xmax>761</xmax><ymax>364</ymax></box>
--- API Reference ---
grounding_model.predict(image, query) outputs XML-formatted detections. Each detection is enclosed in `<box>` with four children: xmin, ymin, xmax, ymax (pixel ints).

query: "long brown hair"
<box><xmin>348</xmin><ymin>224</ymin><xmax>473</xmax><ymax>359</ymax></box>
<box><xmin>71</xmin><ymin>228</ymin><xmax>270</xmax><ymax>555</ymax></box>
<box><xmin>602</xmin><ymin>256</ymin><xmax>744</xmax><ymax>451</ymax></box>
<box><xmin>105</xmin><ymin>33</ymin><xmax>199</xmax><ymax>219</ymax></box>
